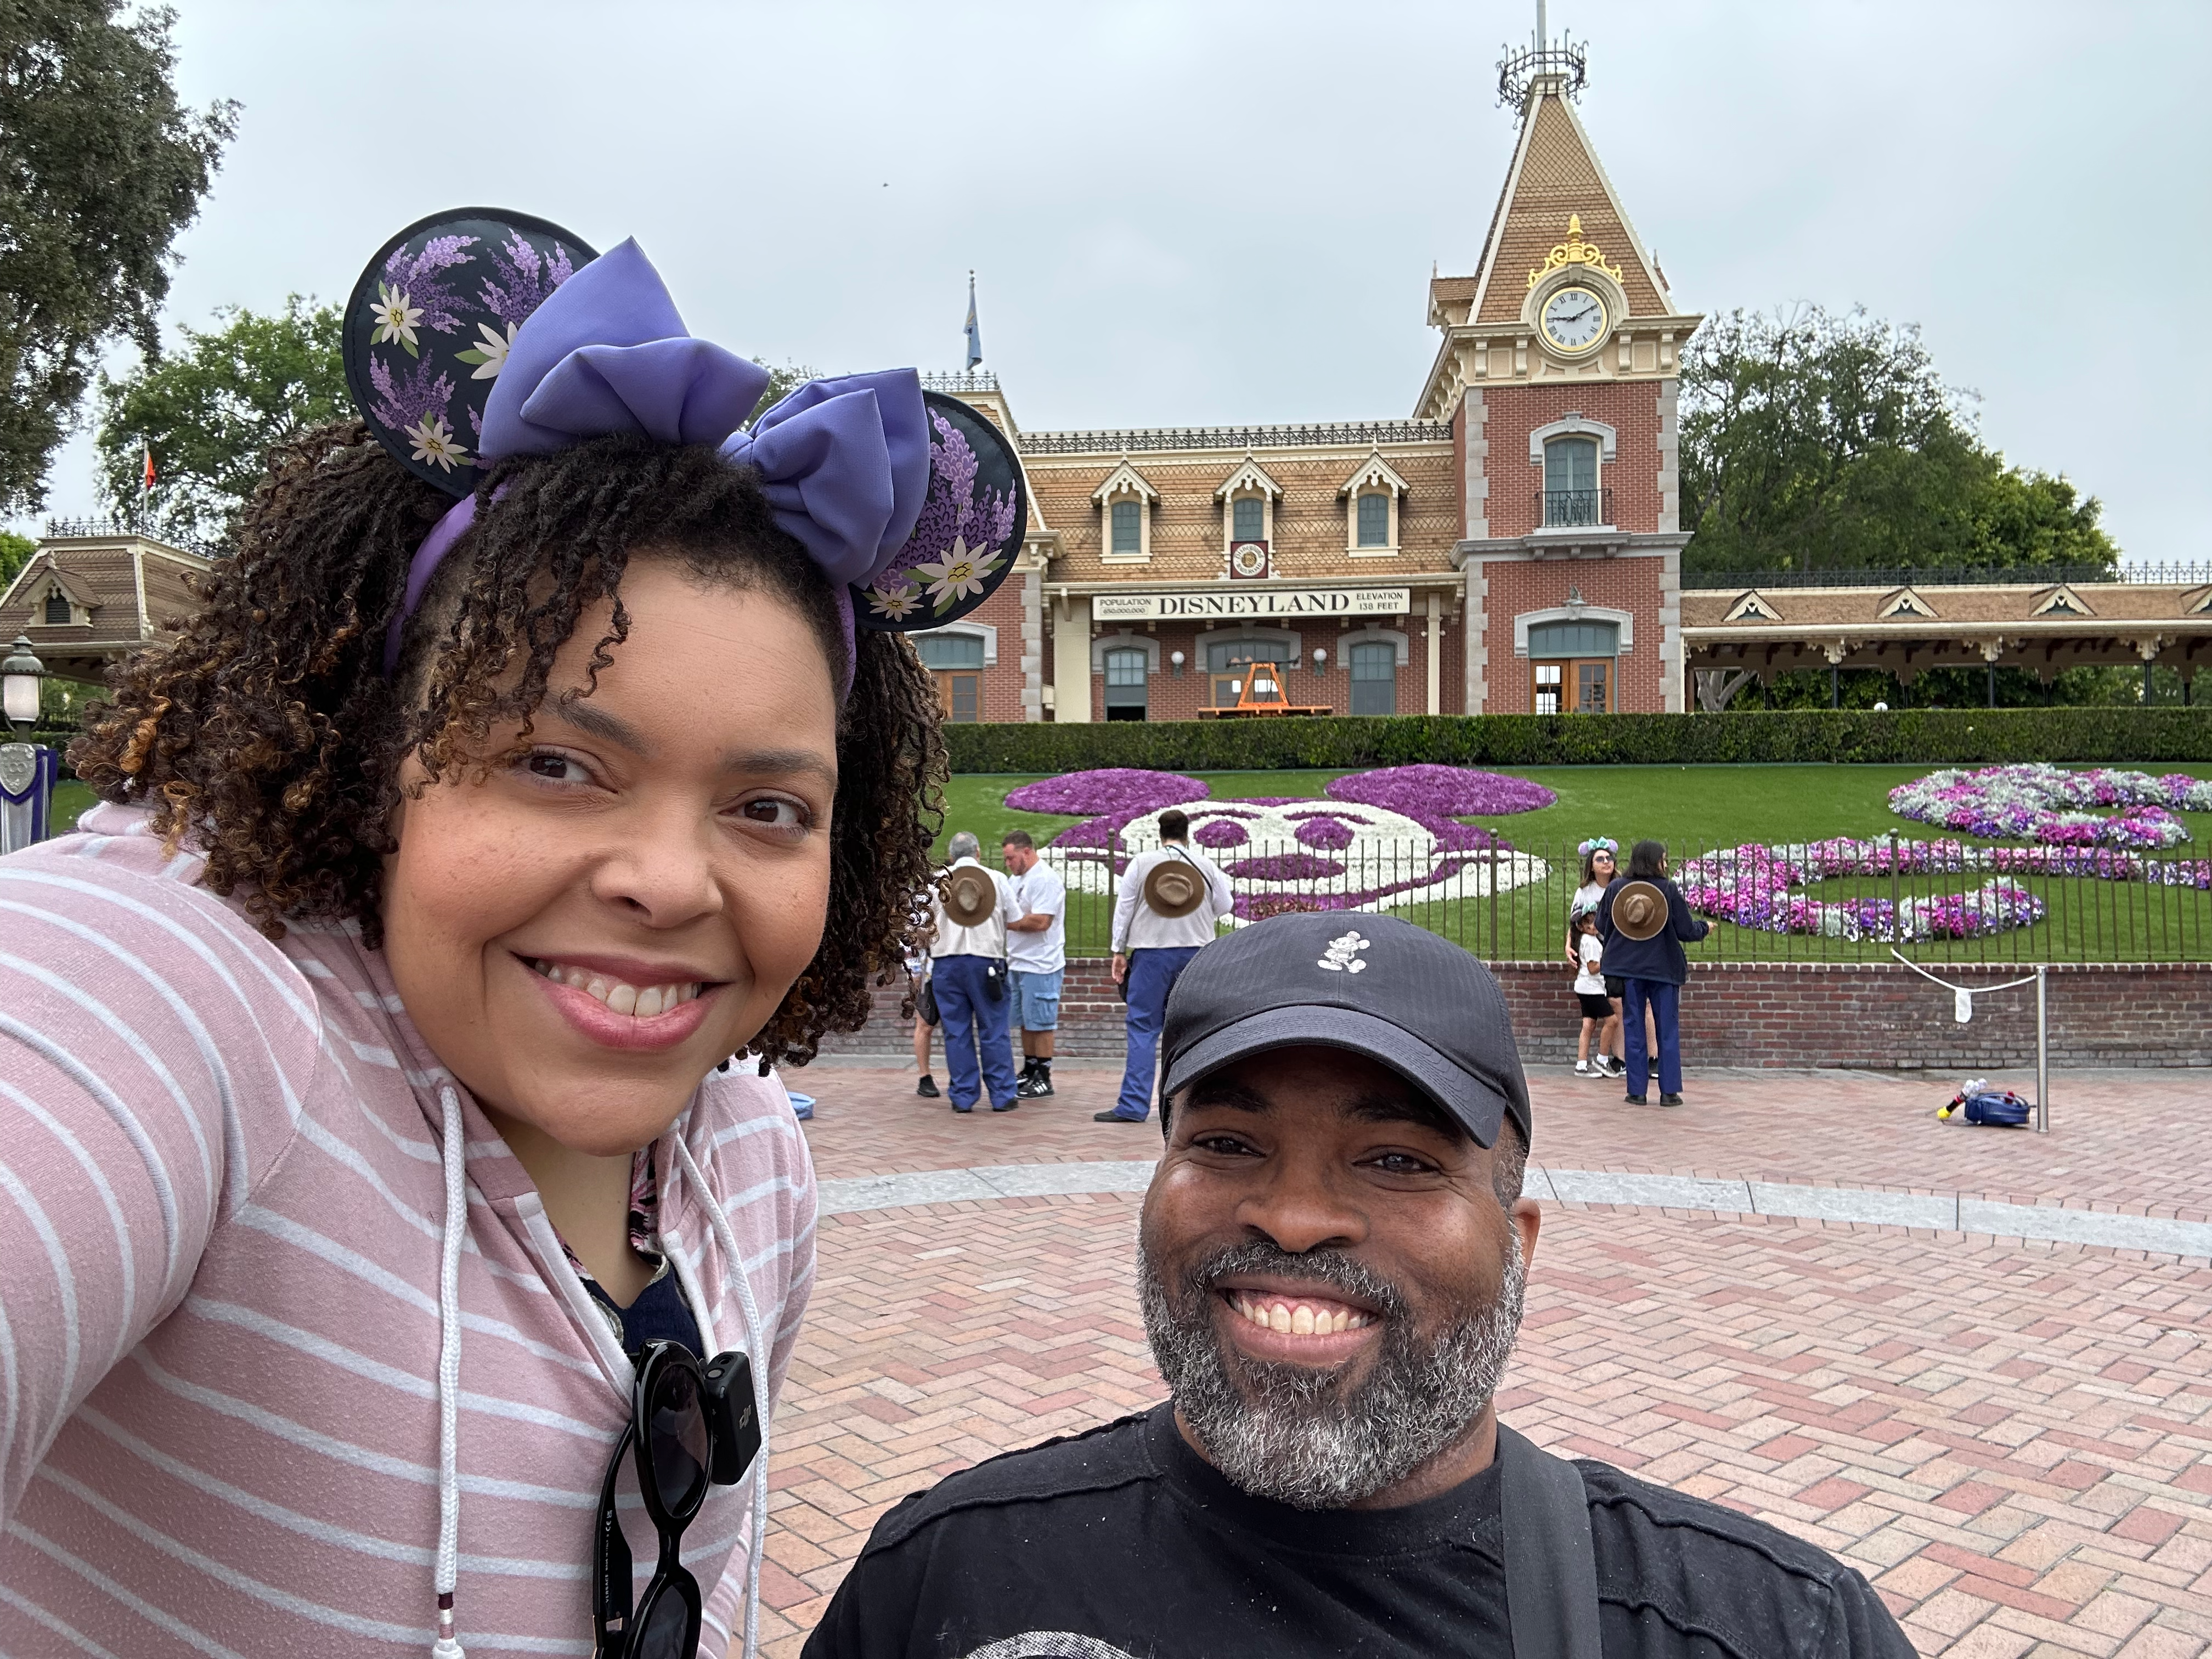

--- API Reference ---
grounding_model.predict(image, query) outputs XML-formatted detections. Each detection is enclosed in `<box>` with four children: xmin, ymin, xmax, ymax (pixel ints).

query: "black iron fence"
<box><xmin>979</xmin><ymin>838</ymin><xmax>2211</xmax><ymax>966</ymax></box>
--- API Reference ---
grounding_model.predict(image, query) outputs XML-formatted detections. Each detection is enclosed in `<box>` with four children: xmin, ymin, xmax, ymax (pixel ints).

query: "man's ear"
<box><xmin>1509</xmin><ymin>1196</ymin><xmax>1542</xmax><ymax>1277</ymax></box>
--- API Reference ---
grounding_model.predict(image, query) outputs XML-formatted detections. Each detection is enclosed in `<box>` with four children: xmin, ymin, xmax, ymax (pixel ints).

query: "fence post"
<box><xmin>2035</xmin><ymin>964</ymin><xmax>2049</xmax><ymax>1135</ymax></box>
<box><xmin>1488</xmin><ymin>832</ymin><xmax>1500</xmax><ymax>963</ymax></box>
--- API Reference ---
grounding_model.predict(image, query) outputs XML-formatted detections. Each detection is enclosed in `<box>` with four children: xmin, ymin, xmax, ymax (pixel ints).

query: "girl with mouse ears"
<box><xmin>0</xmin><ymin>210</ymin><xmax>1025</xmax><ymax>1659</ymax></box>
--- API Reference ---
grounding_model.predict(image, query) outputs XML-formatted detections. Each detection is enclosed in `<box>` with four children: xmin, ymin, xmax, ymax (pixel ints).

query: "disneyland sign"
<box><xmin>1093</xmin><ymin>587</ymin><xmax>1410</xmax><ymax>622</ymax></box>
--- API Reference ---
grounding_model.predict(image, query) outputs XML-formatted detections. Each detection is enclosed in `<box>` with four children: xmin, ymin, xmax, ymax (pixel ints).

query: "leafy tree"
<box><xmin>0</xmin><ymin>2</ymin><xmax>237</xmax><ymax>515</ymax></box>
<box><xmin>95</xmin><ymin>297</ymin><xmax>345</xmax><ymax>545</ymax></box>
<box><xmin>0</xmin><ymin>530</ymin><xmax>35</xmax><ymax>588</ymax></box>
<box><xmin>1679</xmin><ymin>306</ymin><xmax>2117</xmax><ymax>578</ymax></box>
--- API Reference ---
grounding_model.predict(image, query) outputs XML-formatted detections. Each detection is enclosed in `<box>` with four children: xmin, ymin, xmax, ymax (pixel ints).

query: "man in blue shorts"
<box><xmin>1001</xmin><ymin>830</ymin><xmax>1066</xmax><ymax>1098</ymax></box>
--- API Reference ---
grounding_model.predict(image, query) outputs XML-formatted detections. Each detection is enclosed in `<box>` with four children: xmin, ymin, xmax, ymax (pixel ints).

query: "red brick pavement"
<box><xmin>758</xmin><ymin>1065</ymin><xmax>2212</xmax><ymax>1657</ymax></box>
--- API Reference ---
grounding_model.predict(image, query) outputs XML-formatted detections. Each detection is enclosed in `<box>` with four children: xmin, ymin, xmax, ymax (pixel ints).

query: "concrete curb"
<box><xmin>818</xmin><ymin>1160</ymin><xmax>2212</xmax><ymax>1259</ymax></box>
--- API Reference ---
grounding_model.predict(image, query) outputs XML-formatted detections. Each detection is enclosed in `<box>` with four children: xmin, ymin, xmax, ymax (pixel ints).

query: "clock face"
<box><xmin>1542</xmin><ymin>285</ymin><xmax>1607</xmax><ymax>352</ymax></box>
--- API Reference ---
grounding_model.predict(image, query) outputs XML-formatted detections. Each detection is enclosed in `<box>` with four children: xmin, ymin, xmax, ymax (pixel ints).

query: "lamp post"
<box><xmin>1312</xmin><ymin>647</ymin><xmax>1328</xmax><ymax>676</ymax></box>
<box><xmin>0</xmin><ymin>635</ymin><xmax>58</xmax><ymax>853</ymax></box>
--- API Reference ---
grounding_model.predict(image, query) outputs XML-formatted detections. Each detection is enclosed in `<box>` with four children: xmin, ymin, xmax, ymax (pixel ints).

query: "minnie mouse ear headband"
<box><xmin>1577</xmin><ymin>837</ymin><xmax>1619</xmax><ymax>856</ymax></box>
<box><xmin>343</xmin><ymin>207</ymin><xmax>1027</xmax><ymax>693</ymax></box>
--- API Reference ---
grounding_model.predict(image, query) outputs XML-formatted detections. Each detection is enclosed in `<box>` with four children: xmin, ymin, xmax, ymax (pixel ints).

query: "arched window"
<box><xmin>1110</xmin><ymin>499</ymin><xmax>1142</xmax><ymax>556</ymax></box>
<box><xmin>1527</xmin><ymin>618</ymin><xmax>1618</xmax><ymax>714</ymax></box>
<box><xmin>1232</xmin><ymin>496</ymin><xmax>1265</xmax><ymax>543</ymax></box>
<box><xmin>1542</xmin><ymin>435</ymin><xmax>1601</xmax><ymax>527</ymax></box>
<box><xmin>1355</xmin><ymin>492</ymin><xmax>1390</xmax><ymax>548</ymax></box>
<box><xmin>1349</xmin><ymin>640</ymin><xmax>1397</xmax><ymax>716</ymax></box>
<box><xmin>1104</xmin><ymin>646</ymin><xmax>1149</xmax><ymax>720</ymax></box>
<box><xmin>44</xmin><ymin>590</ymin><xmax>70</xmax><ymax>625</ymax></box>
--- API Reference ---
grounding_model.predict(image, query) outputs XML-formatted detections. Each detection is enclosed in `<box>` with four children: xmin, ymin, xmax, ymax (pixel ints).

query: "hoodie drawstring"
<box><xmin>432</xmin><ymin>1085</ymin><xmax>469</xmax><ymax>1657</ymax></box>
<box><xmin>674</xmin><ymin>1135</ymin><xmax>771</xmax><ymax>1659</ymax></box>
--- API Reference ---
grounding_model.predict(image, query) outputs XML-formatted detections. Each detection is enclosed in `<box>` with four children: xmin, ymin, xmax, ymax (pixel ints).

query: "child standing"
<box><xmin>1573</xmin><ymin>910</ymin><xmax>1623</xmax><ymax>1077</ymax></box>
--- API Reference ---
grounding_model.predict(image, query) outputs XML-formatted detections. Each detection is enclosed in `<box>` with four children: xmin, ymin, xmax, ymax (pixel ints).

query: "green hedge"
<box><xmin>944</xmin><ymin>708</ymin><xmax>2212</xmax><ymax>774</ymax></box>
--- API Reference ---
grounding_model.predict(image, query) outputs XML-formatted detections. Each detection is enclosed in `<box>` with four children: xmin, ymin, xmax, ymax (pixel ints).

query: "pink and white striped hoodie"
<box><xmin>0</xmin><ymin>802</ymin><xmax>818</xmax><ymax>1656</ymax></box>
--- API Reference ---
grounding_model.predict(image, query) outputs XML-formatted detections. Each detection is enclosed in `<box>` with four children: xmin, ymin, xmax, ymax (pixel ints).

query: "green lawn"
<box><xmin>936</xmin><ymin>764</ymin><xmax>2212</xmax><ymax>965</ymax></box>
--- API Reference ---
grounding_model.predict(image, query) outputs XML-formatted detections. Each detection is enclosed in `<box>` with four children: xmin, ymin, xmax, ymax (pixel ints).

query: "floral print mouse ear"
<box><xmin>342</xmin><ymin>207</ymin><xmax>600</xmax><ymax>495</ymax></box>
<box><xmin>854</xmin><ymin>391</ymin><xmax>1028</xmax><ymax>633</ymax></box>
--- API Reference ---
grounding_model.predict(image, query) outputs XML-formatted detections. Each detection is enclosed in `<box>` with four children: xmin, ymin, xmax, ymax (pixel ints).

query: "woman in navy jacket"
<box><xmin>1596</xmin><ymin>839</ymin><xmax>1710</xmax><ymax>1107</ymax></box>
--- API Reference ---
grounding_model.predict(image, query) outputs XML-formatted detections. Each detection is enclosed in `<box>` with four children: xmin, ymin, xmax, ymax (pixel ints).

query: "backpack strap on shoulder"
<box><xmin>1499</xmin><ymin>1423</ymin><xmax>1601</xmax><ymax>1659</ymax></box>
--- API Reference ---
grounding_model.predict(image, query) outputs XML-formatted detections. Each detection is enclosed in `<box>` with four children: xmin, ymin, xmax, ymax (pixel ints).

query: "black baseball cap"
<box><xmin>1160</xmin><ymin>912</ymin><xmax>1532</xmax><ymax>1148</ymax></box>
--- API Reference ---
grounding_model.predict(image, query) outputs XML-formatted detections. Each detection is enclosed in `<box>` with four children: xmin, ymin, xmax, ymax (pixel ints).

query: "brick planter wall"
<box><xmin>810</xmin><ymin>960</ymin><xmax>2212</xmax><ymax>1071</ymax></box>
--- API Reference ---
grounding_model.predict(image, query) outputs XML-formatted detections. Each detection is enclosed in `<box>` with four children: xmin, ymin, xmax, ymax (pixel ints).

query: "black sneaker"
<box><xmin>1093</xmin><ymin>1109</ymin><xmax>1144</xmax><ymax>1123</ymax></box>
<box><xmin>1028</xmin><ymin>1066</ymin><xmax>1054</xmax><ymax>1098</ymax></box>
<box><xmin>1660</xmin><ymin>1092</ymin><xmax>1684</xmax><ymax>1108</ymax></box>
<box><xmin>915</xmin><ymin>1074</ymin><xmax>940</xmax><ymax>1098</ymax></box>
<box><xmin>1623</xmin><ymin>1094</ymin><xmax>1647</xmax><ymax>1105</ymax></box>
<box><xmin>991</xmin><ymin>1098</ymin><xmax>1020</xmax><ymax>1113</ymax></box>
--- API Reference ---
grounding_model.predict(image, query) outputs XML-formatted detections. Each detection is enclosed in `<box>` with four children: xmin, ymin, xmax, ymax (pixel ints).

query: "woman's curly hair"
<box><xmin>71</xmin><ymin>419</ymin><xmax>948</xmax><ymax>1067</ymax></box>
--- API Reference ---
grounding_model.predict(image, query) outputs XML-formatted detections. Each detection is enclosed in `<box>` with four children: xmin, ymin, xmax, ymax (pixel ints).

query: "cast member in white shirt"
<box><xmin>929</xmin><ymin>831</ymin><xmax>1024</xmax><ymax>1112</ymax></box>
<box><xmin>1103</xmin><ymin>809</ymin><xmax>1234</xmax><ymax>1123</ymax></box>
<box><xmin>1001</xmin><ymin>831</ymin><xmax>1068</xmax><ymax>1098</ymax></box>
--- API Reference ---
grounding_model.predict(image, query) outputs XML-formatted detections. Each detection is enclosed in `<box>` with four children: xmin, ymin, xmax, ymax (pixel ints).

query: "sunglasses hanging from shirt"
<box><xmin>592</xmin><ymin>1342</ymin><xmax>760</xmax><ymax>1659</ymax></box>
<box><xmin>340</xmin><ymin>206</ymin><xmax>1029</xmax><ymax>684</ymax></box>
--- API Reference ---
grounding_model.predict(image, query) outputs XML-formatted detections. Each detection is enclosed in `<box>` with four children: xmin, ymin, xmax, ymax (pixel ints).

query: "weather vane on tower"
<box><xmin>1497</xmin><ymin>0</ymin><xmax>1587</xmax><ymax>108</ymax></box>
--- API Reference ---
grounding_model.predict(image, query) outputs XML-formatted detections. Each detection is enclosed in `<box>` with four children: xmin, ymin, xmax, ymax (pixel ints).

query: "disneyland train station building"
<box><xmin>896</xmin><ymin>58</ymin><xmax>2209</xmax><ymax>725</ymax></box>
<box><xmin>3</xmin><ymin>55</ymin><xmax>2207</xmax><ymax>713</ymax></box>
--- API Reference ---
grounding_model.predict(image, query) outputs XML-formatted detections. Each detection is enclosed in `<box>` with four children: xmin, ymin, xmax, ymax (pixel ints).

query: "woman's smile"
<box><xmin>519</xmin><ymin>951</ymin><xmax>726</xmax><ymax>1051</ymax></box>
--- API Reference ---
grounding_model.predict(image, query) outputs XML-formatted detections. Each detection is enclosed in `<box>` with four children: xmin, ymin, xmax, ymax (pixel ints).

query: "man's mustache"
<box><xmin>1180</xmin><ymin>1239</ymin><xmax>1409</xmax><ymax>1323</ymax></box>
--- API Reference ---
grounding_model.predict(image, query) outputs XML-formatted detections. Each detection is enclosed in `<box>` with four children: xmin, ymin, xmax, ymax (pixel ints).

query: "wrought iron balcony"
<box><xmin>1538</xmin><ymin>487</ymin><xmax>1611</xmax><ymax>529</ymax></box>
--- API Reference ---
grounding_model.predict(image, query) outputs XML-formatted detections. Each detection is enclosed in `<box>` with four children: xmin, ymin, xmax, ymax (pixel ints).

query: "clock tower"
<box><xmin>1418</xmin><ymin>27</ymin><xmax>1703</xmax><ymax>714</ymax></box>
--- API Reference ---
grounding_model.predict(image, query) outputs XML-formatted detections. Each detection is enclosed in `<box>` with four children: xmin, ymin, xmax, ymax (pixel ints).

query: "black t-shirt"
<box><xmin>804</xmin><ymin>1406</ymin><xmax>1913</xmax><ymax>1659</ymax></box>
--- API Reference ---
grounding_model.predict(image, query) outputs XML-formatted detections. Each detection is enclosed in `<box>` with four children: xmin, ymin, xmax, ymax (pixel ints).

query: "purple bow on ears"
<box><xmin>382</xmin><ymin>238</ymin><xmax>930</xmax><ymax>691</ymax></box>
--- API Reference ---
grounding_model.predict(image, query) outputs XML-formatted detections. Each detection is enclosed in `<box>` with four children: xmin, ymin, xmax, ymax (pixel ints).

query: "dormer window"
<box><xmin>1339</xmin><ymin>452</ymin><xmax>1409</xmax><ymax>557</ymax></box>
<box><xmin>1092</xmin><ymin>460</ymin><xmax>1158</xmax><ymax>563</ymax></box>
<box><xmin>1214</xmin><ymin>457</ymin><xmax>1282</xmax><ymax>558</ymax></box>
<box><xmin>44</xmin><ymin>590</ymin><xmax>70</xmax><ymax>625</ymax></box>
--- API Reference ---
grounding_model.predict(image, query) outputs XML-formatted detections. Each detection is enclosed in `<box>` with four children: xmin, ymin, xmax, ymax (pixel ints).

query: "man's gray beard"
<box><xmin>1137</xmin><ymin>1232</ymin><xmax>1525</xmax><ymax>1511</ymax></box>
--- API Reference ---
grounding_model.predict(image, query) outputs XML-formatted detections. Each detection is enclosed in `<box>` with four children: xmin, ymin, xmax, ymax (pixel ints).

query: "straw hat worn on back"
<box><xmin>941</xmin><ymin>865</ymin><xmax>998</xmax><ymax>929</ymax></box>
<box><xmin>1143</xmin><ymin>855</ymin><xmax>1207</xmax><ymax>919</ymax></box>
<box><xmin>1610</xmin><ymin>880</ymin><xmax>1669</xmax><ymax>941</ymax></box>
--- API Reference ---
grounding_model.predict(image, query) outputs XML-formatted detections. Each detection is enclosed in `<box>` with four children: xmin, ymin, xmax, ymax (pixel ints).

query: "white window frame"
<box><xmin>911</xmin><ymin>620</ymin><xmax>997</xmax><ymax>668</ymax></box>
<box><xmin>1512</xmin><ymin>605</ymin><xmax>1634</xmax><ymax>658</ymax></box>
<box><xmin>1092</xmin><ymin>461</ymin><xmax>1158</xmax><ymax>563</ymax></box>
<box><xmin>1214</xmin><ymin>456</ymin><xmax>1283</xmax><ymax>556</ymax></box>
<box><xmin>1338</xmin><ymin>452</ymin><xmax>1409</xmax><ymax>557</ymax></box>
<box><xmin>1090</xmin><ymin>627</ymin><xmax>1161</xmax><ymax>675</ymax></box>
<box><xmin>1335</xmin><ymin>624</ymin><xmax>1410</xmax><ymax>668</ymax></box>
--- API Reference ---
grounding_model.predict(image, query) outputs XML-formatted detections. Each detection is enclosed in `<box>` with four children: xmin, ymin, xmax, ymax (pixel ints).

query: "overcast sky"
<box><xmin>22</xmin><ymin>0</ymin><xmax>2209</xmax><ymax>566</ymax></box>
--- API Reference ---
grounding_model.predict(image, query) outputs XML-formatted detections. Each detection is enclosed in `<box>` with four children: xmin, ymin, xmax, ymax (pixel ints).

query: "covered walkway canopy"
<box><xmin>1681</xmin><ymin>565</ymin><xmax>2212</xmax><ymax>704</ymax></box>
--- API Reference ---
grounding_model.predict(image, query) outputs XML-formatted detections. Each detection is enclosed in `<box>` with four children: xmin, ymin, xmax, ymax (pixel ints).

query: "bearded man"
<box><xmin>805</xmin><ymin>914</ymin><xmax>1913</xmax><ymax>1659</ymax></box>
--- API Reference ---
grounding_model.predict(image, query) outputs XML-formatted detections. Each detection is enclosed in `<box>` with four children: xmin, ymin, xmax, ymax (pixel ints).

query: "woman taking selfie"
<box><xmin>0</xmin><ymin>211</ymin><xmax>1023</xmax><ymax>1658</ymax></box>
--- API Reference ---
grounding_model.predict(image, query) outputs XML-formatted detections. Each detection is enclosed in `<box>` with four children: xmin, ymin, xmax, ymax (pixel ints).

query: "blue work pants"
<box><xmin>1620</xmin><ymin>978</ymin><xmax>1683</xmax><ymax>1097</ymax></box>
<box><xmin>935</xmin><ymin>955</ymin><xmax>1018</xmax><ymax>1110</ymax></box>
<box><xmin>1113</xmin><ymin>946</ymin><xmax>1203</xmax><ymax>1121</ymax></box>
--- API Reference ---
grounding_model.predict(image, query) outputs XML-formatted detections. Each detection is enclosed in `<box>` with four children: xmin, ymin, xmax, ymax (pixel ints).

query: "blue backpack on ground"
<box><xmin>1938</xmin><ymin>1079</ymin><xmax>2032</xmax><ymax>1127</ymax></box>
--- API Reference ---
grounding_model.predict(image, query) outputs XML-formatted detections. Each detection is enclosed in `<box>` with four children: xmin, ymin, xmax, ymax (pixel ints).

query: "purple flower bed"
<box><xmin>1194</xmin><ymin>818</ymin><xmax>1249</xmax><ymax>848</ymax></box>
<box><xmin>1674</xmin><ymin>841</ymin><xmax>2050</xmax><ymax>941</ymax></box>
<box><xmin>1226</xmin><ymin>853</ymin><xmax>1347</xmax><ymax>881</ymax></box>
<box><xmin>1294</xmin><ymin>817</ymin><xmax>1357</xmax><ymax>850</ymax></box>
<box><xmin>1888</xmin><ymin>765</ymin><xmax>2212</xmax><ymax>850</ymax></box>
<box><xmin>1004</xmin><ymin>768</ymin><xmax>1207</xmax><ymax>817</ymax></box>
<box><xmin>1324</xmin><ymin>765</ymin><xmax>1549</xmax><ymax>851</ymax></box>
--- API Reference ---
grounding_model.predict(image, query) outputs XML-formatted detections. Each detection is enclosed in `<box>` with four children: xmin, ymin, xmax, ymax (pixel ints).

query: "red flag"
<box><xmin>142</xmin><ymin>443</ymin><xmax>155</xmax><ymax>492</ymax></box>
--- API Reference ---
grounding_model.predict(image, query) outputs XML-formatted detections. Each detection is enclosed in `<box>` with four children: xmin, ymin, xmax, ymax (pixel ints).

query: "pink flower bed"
<box><xmin>1888</xmin><ymin>765</ymin><xmax>2212</xmax><ymax>850</ymax></box>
